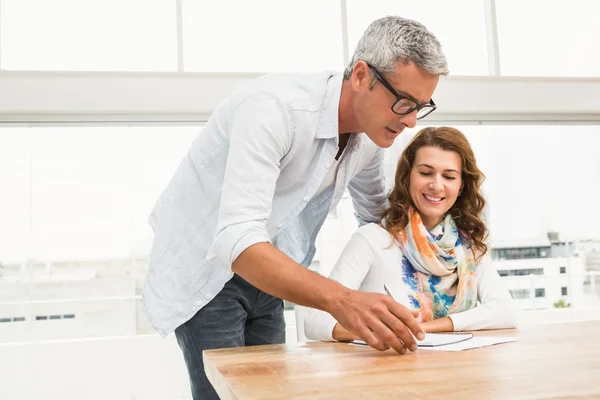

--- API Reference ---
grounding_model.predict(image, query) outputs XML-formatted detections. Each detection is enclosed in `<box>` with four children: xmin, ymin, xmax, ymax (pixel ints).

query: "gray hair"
<box><xmin>343</xmin><ymin>16</ymin><xmax>449</xmax><ymax>80</ymax></box>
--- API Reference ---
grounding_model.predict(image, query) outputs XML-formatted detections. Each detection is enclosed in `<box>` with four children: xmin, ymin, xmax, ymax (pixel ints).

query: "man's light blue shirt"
<box><xmin>143</xmin><ymin>71</ymin><xmax>388</xmax><ymax>336</ymax></box>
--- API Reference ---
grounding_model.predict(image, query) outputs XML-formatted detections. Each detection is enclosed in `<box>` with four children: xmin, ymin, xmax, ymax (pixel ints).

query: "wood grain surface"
<box><xmin>204</xmin><ymin>320</ymin><xmax>600</xmax><ymax>399</ymax></box>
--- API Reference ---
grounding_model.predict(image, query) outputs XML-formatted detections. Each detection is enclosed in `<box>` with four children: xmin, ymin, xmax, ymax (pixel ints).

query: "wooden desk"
<box><xmin>204</xmin><ymin>320</ymin><xmax>600</xmax><ymax>399</ymax></box>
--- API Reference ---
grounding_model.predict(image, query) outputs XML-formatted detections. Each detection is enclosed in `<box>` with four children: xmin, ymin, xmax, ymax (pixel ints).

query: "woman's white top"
<box><xmin>304</xmin><ymin>223</ymin><xmax>518</xmax><ymax>341</ymax></box>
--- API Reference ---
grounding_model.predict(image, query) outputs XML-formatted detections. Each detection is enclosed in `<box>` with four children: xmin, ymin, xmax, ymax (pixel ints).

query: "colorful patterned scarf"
<box><xmin>396</xmin><ymin>208</ymin><xmax>478</xmax><ymax>322</ymax></box>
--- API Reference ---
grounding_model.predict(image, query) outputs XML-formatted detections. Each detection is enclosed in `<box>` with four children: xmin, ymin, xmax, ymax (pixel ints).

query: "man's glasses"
<box><xmin>366</xmin><ymin>63</ymin><xmax>436</xmax><ymax>120</ymax></box>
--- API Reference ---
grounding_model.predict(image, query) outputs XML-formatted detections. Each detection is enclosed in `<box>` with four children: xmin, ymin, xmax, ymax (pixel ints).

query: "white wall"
<box><xmin>0</xmin><ymin>311</ymin><xmax>298</xmax><ymax>400</ymax></box>
<box><xmin>0</xmin><ymin>335</ymin><xmax>191</xmax><ymax>400</ymax></box>
<box><xmin>0</xmin><ymin>273</ymin><xmax>137</xmax><ymax>342</ymax></box>
<box><xmin>2</xmin><ymin>72</ymin><xmax>600</xmax><ymax>124</ymax></box>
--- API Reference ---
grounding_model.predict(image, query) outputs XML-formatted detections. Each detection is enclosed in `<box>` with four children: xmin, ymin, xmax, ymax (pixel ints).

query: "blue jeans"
<box><xmin>175</xmin><ymin>274</ymin><xmax>286</xmax><ymax>400</ymax></box>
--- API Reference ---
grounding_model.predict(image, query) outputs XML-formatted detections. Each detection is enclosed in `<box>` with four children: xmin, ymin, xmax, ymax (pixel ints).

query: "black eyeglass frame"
<box><xmin>365</xmin><ymin>62</ymin><xmax>437</xmax><ymax>120</ymax></box>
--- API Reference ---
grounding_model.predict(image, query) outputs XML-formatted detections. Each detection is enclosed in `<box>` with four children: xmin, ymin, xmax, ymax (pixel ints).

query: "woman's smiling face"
<box><xmin>409</xmin><ymin>145</ymin><xmax>463</xmax><ymax>230</ymax></box>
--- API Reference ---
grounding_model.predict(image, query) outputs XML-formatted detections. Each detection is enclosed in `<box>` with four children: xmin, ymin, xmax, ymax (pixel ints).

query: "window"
<box><xmin>560</xmin><ymin>267</ymin><xmax>566</xmax><ymax>274</ymax></box>
<box><xmin>384</xmin><ymin>125</ymin><xmax>600</xmax><ymax>244</ymax></box>
<box><xmin>0</xmin><ymin>317</ymin><xmax>26</xmax><ymax>323</ymax></box>
<box><xmin>510</xmin><ymin>289</ymin><xmax>530</xmax><ymax>300</ymax></box>
<box><xmin>346</xmin><ymin>0</ymin><xmax>489</xmax><ymax>75</ymax></box>
<box><xmin>0</xmin><ymin>132</ymin><xmax>30</xmax><ymax>262</ymax></box>
<box><xmin>535</xmin><ymin>288</ymin><xmax>546</xmax><ymax>298</ymax></box>
<box><xmin>497</xmin><ymin>268</ymin><xmax>544</xmax><ymax>277</ymax></box>
<box><xmin>496</xmin><ymin>0</ymin><xmax>600</xmax><ymax>77</ymax></box>
<box><xmin>182</xmin><ymin>0</ymin><xmax>343</xmax><ymax>72</ymax></box>
<box><xmin>374</xmin><ymin>123</ymin><xmax>600</xmax><ymax>316</ymax></box>
<box><xmin>492</xmin><ymin>248</ymin><xmax>551</xmax><ymax>260</ymax></box>
<box><xmin>1</xmin><ymin>0</ymin><xmax>177</xmax><ymax>71</ymax></box>
<box><xmin>0</xmin><ymin>125</ymin><xmax>200</xmax><ymax>344</ymax></box>
<box><xmin>1</xmin><ymin>3</ymin><xmax>599</xmax><ymax>400</ymax></box>
<box><xmin>0</xmin><ymin>126</ymin><xmax>199</xmax><ymax>264</ymax></box>
<box><xmin>562</xmin><ymin>287</ymin><xmax>568</xmax><ymax>296</ymax></box>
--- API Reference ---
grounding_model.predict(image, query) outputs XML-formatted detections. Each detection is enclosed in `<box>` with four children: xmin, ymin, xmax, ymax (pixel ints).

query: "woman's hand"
<box><xmin>332</xmin><ymin>323</ymin><xmax>361</xmax><ymax>342</ymax></box>
<box><xmin>421</xmin><ymin>316</ymin><xmax>455</xmax><ymax>333</ymax></box>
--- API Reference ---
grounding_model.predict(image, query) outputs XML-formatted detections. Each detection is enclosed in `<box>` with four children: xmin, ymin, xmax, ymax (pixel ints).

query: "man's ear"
<box><xmin>351</xmin><ymin>60</ymin><xmax>371</xmax><ymax>92</ymax></box>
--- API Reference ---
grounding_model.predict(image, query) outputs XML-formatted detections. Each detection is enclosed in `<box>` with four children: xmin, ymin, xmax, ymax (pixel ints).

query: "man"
<box><xmin>143</xmin><ymin>16</ymin><xmax>448</xmax><ymax>399</ymax></box>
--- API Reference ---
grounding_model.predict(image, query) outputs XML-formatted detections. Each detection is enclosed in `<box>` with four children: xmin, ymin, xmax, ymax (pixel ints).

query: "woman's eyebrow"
<box><xmin>417</xmin><ymin>164</ymin><xmax>460</xmax><ymax>173</ymax></box>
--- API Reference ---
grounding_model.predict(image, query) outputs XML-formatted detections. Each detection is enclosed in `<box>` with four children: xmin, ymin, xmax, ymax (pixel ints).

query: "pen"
<box><xmin>384</xmin><ymin>283</ymin><xmax>425</xmax><ymax>342</ymax></box>
<box><xmin>383</xmin><ymin>283</ymin><xmax>400</xmax><ymax>303</ymax></box>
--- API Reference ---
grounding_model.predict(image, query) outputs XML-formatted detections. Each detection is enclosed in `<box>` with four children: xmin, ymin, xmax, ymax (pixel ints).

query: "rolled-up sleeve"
<box><xmin>347</xmin><ymin>147</ymin><xmax>388</xmax><ymax>226</ymax></box>
<box><xmin>206</xmin><ymin>93</ymin><xmax>292</xmax><ymax>269</ymax></box>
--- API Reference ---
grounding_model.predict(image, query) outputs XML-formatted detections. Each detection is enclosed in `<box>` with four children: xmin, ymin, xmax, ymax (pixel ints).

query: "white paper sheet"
<box><xmin>417</xmin><ymin>336</ymin><xmax>517</xmax><ymax>351</ymax></box>
<box><xmin>351</xmin><ymin>332</ymin><xmax>473</xmax><ymax>348</ymax></box>
<box><xmin>349</xmin><ymin>335</ymin><xmax>518</xmax><ymax>351</ymax></box>
<box><xmin>417</xmin><ymin>332</ymin><xmax>473</xmax><ymax>347</ymax></box>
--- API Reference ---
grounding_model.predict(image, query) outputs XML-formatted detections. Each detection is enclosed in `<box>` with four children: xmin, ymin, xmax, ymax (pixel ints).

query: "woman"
<box><xmin>305</xmin><ymin>127</ymin><xmax>517</xmax><ymax>342</ymax></box>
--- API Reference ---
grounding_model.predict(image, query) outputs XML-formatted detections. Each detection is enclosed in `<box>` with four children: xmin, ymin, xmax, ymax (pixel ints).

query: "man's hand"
<box><xmin>328</xmin><ymin>289</ymin><xmax>424</xmax><ymax>354</ymax></box>
<box><xmin>231</xmin><ymin>243</ymin><xmax>423</xmax><ymax>354</ymax></box>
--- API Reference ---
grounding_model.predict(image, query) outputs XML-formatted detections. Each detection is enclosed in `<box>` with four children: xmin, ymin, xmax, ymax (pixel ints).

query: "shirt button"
<box><xmin>325</xmin><ymin>162</ymin><xmax>331</xmax><ymax>168</ymax></box>
<box><xmin>205</xmin><ymin>294</ymin><xmax>212</xmax><ymax>300</ymax></box>
<box><xmin>303</xmin><ymin>196</ymin><xmax>309</xmax><ymax>201</ymax></box>
<box><xmin>277</xmin><ymin>223</ymin><xmax>283</xmax><ymax>229</ymax></box>
<box><xmin>196</xmin><ymin>300</ymin><xmax>202</xmax><ymax>305</ymax></box>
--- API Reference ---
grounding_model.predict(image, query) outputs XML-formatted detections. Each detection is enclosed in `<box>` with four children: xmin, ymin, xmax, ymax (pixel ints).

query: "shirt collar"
<box><xmin>315</xmin><ymin>72</ymin><xmax>343</xmax><ymax>141</ymax></box>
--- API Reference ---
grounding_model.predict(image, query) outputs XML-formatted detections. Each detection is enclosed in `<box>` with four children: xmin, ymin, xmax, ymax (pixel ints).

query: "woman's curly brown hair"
<box><xmin>381</xmin><ymin>126</ymin><xmax>489</xmax><ymax>261</ymax></box>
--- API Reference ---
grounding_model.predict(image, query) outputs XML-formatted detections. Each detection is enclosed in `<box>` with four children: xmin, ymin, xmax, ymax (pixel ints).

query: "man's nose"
<box><xmin>398</xmin><ymin>110</ymin><xmax>418</xmax><ymax>129</ymax></box>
